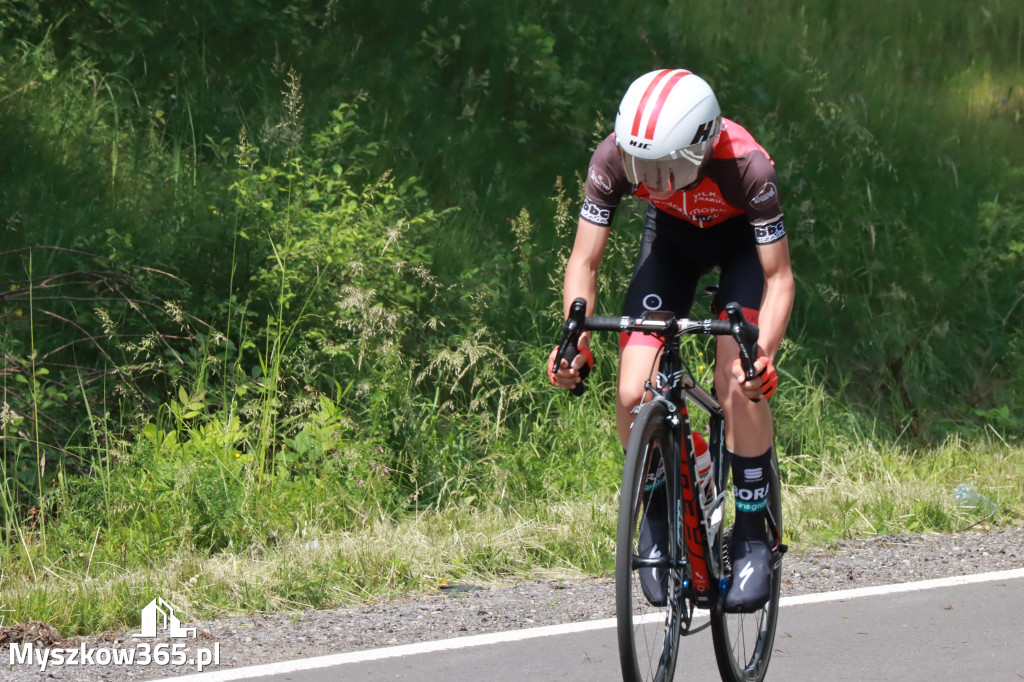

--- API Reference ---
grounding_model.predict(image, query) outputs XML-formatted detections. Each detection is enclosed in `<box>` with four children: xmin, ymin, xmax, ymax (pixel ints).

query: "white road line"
<box><xmin>163</xmin><ymin>567</ymin><xmax>1024</xmax><ymax>682</ymax></box>
<box><xmin>779</xmin><ymin>567</ymin><xmax>1024</xmax><ymax>607</ymax></box>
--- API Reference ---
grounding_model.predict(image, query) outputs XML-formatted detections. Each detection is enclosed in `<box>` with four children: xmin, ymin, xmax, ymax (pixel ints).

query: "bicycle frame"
<box><xmin>642</xmin><ymin>333</ymin><xmax>729</xmax><ymax>613</ymax></box>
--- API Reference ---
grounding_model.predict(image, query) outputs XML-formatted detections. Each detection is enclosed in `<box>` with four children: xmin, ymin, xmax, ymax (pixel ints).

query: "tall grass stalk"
<box><xmin>26</xmin><ymin>250</ymin><xmax>46</xmax><ymax>549</ymax></box>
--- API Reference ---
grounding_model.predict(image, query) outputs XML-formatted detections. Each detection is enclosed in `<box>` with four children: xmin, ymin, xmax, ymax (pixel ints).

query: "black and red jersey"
<box><xmin>580</xmin><ymin>119</ymin><xmax>786</xmax><ymax>245</ymax></box>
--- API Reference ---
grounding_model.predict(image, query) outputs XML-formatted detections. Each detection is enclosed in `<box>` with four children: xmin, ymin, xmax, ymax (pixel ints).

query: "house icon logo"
<box><xmin>133</xmin><ymin>597</ymin><xmax>197</xmax><ymax>639</ymax></box>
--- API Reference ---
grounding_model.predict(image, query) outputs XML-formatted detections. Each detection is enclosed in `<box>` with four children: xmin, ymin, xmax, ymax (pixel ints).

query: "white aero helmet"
<box><xmin>614</xmin><ymin>69</ymin><xmax>722</xmax><ymax>192</ymax></box>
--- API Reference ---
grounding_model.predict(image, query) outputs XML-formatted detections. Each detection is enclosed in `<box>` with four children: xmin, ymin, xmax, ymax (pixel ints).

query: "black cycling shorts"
<box><xmin>621</xmin><ymin>206</ymin><xmax>764</xmax><ymax>347</ymax></box>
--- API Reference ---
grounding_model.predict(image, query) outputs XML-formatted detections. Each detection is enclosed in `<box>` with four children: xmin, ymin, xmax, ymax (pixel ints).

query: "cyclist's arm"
<box><xmin>550</xmin><ymin>216</ymin><xmax>610</xmax><ymax>389</ymax></box>
<box><xmin>754</xmin><ymin>235</ymin><xmax>794</xmax><ymax>362</ymax></box>
<box><xmin>563</xmin><ymin>216</ymin><xmax>611</xmax><ymax>349</ymax></box>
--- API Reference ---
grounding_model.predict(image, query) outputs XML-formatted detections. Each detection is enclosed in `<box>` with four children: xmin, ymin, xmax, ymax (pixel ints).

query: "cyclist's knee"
<box><xmin>618</xmin><ymin>346</ymin><xmax>658</xmax><ymax>407</ymax></box>
<box><xmin>617</xmin><ymin>380</ymin><xmax>647</xmax><ymax>412</ymax></box>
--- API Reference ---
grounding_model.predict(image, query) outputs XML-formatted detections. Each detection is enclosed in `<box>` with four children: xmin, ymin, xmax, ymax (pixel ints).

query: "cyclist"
<box><xmin>549</xmin><ymin>69</ymin><xmax>794</xmax><ymax>613</ymax></box>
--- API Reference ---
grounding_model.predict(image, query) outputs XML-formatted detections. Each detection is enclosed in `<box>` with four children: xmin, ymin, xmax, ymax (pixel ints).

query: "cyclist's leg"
<box><xmin>715</xmin><ymin>336</ymin><xmax>774</xmax><ymax>455</ymax></box>
<box><xmin>712</xmin><ymin>220</ymin><xmax>776</xmax><ymax>612</ymax></box>
<box><xmin>617</xmin><ymin>344</ymin><xmax>661</xmax><ymax>449</ymax></box>
<box><xmin>617</xmin><ymin>206</ymin><xmax>704</xmax><ymax>448</ymax></box>
<box><xmin>711</xmin><ymin>218</ymin><xmax>774</xmax><ymax>456</ymax></box>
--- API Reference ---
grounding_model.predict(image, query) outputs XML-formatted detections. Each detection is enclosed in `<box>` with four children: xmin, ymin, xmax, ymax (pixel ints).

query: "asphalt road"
<box><xmin>168</xmin><ymin>568</ymin><xmax>1024</xmax><ymax>681</ymax></box>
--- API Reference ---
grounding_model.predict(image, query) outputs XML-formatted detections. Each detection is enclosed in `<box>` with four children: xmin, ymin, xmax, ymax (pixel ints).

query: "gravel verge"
<box><xmin>3</xmin><ymin>524</ymin><xmax>1022</xmax><ymax>681</ymax></box>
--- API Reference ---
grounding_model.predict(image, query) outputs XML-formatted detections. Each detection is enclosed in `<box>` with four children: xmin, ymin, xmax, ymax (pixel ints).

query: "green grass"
<box><xmin>1</xmin><ymin>432</ymin><xmax>1020</xmax><ymax>637</ymax></box>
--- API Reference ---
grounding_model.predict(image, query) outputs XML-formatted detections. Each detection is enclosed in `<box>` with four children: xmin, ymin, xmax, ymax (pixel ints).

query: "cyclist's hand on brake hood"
<box><xmin>548</xmin><ymin>346</ymin><xmax>594</xmax><ymax>391</ymax></box>
<box><xmin>731</xmin><ymin>354</ymin><xmax>778</xmax><ymax>402</ymax></box>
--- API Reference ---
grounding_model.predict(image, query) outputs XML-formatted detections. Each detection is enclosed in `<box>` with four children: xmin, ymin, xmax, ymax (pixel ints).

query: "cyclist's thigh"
<box><xmin>618</xmin><ymin>343</ymin><xmax>660</xmax><ymax>402</ymax></box>
<box><xmin>709</xmin><ymin>220</ymin><xmax>773</xmax><ymax>452</ymax></box>
<box><xmin>712</xmin><ymin>218</ymin><xmax>765</xmax><ymax>319</ymax></box>
<box><xmin>621</xmin><ymin>206</ymin><xmax>705</xmax><ymax>318</ymax></box>
<box><xmin>616</xmin><ymin>343</ymin><xmax>662</xmax><ymax>447</ymax></box>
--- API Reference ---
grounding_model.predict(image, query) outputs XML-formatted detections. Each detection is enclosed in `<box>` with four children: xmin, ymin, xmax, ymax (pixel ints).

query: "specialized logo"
<box><xmin>631</xmin><ymin>69</ymin><xmax>692</xmax><ymax>140</ymax></box>
<box><xmin>647</xmin><ymin>544</ymin><xmax>662</xmax><ymax>586</ymax></box>
<box><xmin>738</xmin><ymin>561</ymin><xmax>756</xmax><ymax>591</ymax></box>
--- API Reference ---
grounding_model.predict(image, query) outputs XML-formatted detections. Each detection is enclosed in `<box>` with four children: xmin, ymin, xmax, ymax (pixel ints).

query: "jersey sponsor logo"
<box><xmin>688</xmin><ymin>191</ymin><xmax>728</xmax><ymax>207</ymax></box>
<box><xmin>580</xmin><ymin>198</ymin><xmax>612</xmax><ymax>226</ymax></box>
<box><xmin>588</xmin><ymin>167</ymin><xmax>611</xmax><ymax>192</ymax></box>
<box><xmin>691</xmin><ymin>213</ymin><xmax>727</xmax><ymax>224</ymax></box>
<box><xmin>753</xmin><ymin>220</ymin><xmax>786</xmax><ymax>244</ymax></box>
<box><xmin>650</xmin><ymin>190</ymin><xmax>729</xmax><ymax>223</ymax></box>
<box><xmin>751</xmin><ymin>182</ymin><xmax>778</xmax><ymax>206</ymax></box>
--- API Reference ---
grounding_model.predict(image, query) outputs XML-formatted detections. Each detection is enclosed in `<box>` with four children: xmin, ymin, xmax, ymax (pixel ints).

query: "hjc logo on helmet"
<box><xmin>628</xmin><ymin>140</ymin><xmax>652</xmax><ymax>150</ymax></box>
<box><xmin>690</xmin><ymin>119</ymin><xmax>717</xmax><ymax>145</ymax></box>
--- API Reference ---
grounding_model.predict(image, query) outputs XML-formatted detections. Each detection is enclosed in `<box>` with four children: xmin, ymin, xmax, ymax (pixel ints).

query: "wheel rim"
<box><xmin>617</xmin><ymin>407</ymin><xmax>683</xmax><ymax>682</ymax></box>
<box><xmin>717</xmin><ymin>594</ymin><xmax>777</xmax><ymax>678</ymax></box>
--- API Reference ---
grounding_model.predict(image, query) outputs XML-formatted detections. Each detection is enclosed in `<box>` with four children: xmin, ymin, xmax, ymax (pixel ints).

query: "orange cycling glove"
<box><xmin>754</xmin><ymin>355</ymin><xmax>778</xmax><ymax>400</ymax></box>
<box><xmin>548</xmin><ymin>346</ymin><xmax>594</xmax><ymax>390</ymax></box>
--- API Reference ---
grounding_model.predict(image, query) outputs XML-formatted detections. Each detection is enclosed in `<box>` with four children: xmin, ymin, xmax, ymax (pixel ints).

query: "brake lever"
<box><xmin>554</xmin><ymin>297</ymin><xmax>589</xmax><ymax>396</ymax></box>
<box><xmin>724</xmin><ymin>302</ymin><xmax>759</xmax><ymax>381</ymax></box>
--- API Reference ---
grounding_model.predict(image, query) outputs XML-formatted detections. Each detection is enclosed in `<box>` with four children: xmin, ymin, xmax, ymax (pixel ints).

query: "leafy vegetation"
<box><xmin>1</xmin><ymin>0</ymin><xmax>1022</xmax><ymax>635</ymax></box>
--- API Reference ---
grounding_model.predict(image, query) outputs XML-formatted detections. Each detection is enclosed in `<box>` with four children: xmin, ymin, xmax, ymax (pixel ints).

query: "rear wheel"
<box><xmin>710</xmin><ymin>447</ymin><xmax>783</xmax><ymax>682</ymax></box>
<box><xmin>616</xmin><ymin>400</ymin><xmax>683</xmax><ymax>682</ymax></box>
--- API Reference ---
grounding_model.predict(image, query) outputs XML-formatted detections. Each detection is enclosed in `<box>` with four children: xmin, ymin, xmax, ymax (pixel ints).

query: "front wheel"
<box><xmin>616</xmin><ymin>400</ymin><xmax>683</xmax><ymax>682</ymax></box>
<box><xmin>710</xmin><ymin>446</ymin><xmax>783</xmax><ymax>682</ymax></box>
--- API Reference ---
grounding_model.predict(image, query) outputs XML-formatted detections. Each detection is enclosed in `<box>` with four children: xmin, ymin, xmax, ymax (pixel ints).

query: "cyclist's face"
<box><xmin>645</xmin><ymin>170</ymin><xmax>705</xmax><ymax>200</ymax></box>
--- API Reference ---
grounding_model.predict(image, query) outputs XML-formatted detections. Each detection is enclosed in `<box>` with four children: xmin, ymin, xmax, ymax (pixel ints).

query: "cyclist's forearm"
<box><xmin>562</xmin><ymin>218</ymin><xmax>610</xmax><ymax>345</ymax></box>
<box><xmin>563</xmin><ymin>258</ymin><xmax>598</xmax><ymax>348</ymax></box>
<box><xmin>754</xmin><ymin>237</ymin><xmax>794</xmax><ymax>361</ymax></box>
<box><xmin>563</xmin><ymin>259</ymin><xmax>598</xmax><ymax>313</ymax></box>
<box><xmin>757</xmin><ymin>271</ymin><xmax>794</xmax><ymax>361</ymax></box>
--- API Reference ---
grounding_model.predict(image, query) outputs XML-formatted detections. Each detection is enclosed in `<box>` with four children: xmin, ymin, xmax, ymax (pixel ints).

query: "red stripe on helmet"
<box><xmin>630</xmin><ymin>69</ymin><xmax>674</xmax><ymax>138</ymax></box>
<box><xmin>644</xmin><ymin>69</ymin><xmax>691</xmax><ymax>140</ymax></box>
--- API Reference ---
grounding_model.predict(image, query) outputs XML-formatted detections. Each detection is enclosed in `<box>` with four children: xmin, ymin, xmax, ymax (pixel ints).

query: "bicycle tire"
<box><xmin>616</xmin><ymin>400</ymin><xmax>684</xmax><ymax>682</ymax></box>
<box><xmin>709</xmin><ymin>447</ymin><xmax>783</xmax><ymax>682</ymax></box>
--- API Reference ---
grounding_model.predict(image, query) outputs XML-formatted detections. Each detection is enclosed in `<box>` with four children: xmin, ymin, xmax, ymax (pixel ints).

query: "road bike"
<box><xmin>554</xmin><ymin>297</ymin><xmax>786</xmax><ymax>682</ymax></box>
